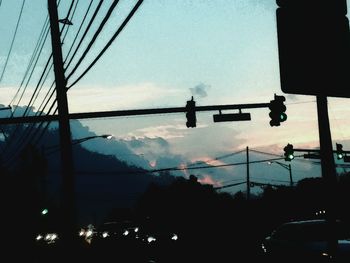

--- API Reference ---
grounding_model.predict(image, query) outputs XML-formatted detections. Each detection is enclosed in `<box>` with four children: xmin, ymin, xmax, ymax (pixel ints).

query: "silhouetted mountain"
<box><xmin>0</xmin><ymin>120</ymin><xmax>177</xmax><ymax>226</ymax></box>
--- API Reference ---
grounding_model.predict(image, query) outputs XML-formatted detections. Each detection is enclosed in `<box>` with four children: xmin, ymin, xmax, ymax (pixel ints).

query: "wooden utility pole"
<box><xmin>316</xmin><ymin>96</ymin><xmax>338</xmax><ymax>257</ymax></box>
<box><xmin>288</xmin><ymin>164</ymin><xmax>293</xmax><ymax>187</ymax></box>
<box><xmin>246</xmin><ymin>146</ymin><xmax>250</xmax><ymax>200</ymax></box>
<box><xmin>48</xmin><ymin>0</ymin><xmax>76</xmax><ymax>245</ymax></box>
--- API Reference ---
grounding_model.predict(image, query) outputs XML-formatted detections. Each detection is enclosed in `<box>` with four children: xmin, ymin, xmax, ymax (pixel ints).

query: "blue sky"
<box><xmin>1</xmin><ymin>0</ymin><xmax>350</xmax><ymax>192</ymax></box>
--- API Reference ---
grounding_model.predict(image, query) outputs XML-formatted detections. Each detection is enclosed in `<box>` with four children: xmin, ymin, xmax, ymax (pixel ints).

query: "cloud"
<box><xmin>127</xmin><ymin>123</ymin><xmax>190</xmax><ymax>140</ymax></box>
<box><xmin>190</xmin><ymin>83</ymin><xmax>210</xmax><ymax>98</ymax></box>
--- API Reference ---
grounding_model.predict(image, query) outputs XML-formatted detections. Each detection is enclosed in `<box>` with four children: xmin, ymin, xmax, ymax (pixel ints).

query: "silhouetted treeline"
<box><xmin>116</xmin><ymin>173</ymin><xmax>350</xmax><ymax>261</ymax></box>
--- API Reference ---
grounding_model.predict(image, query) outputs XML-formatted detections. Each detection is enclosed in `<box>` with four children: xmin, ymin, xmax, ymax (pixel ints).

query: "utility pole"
<box><xmin>316</xmin><ymin>96</ymin><xmax>338</xmax><ymax>256</ymax></box>
<box><xmin>48</xmin><ymin>0</ymin><xmax>76</xmax><ymax>245</ymax></box>
<box><xmin>246</xmin><ymin>146</ymin><xmax>250</xmax><ymax>200</ymax></box>
<box><xmin>288</xmin><ymin>164</ymin><xmax>293</xmax><ymax>187</ymax></box>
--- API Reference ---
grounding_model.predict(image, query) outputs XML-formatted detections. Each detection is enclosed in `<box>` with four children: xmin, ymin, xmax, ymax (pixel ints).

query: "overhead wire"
<box><xmin>74</xmin><ymin>156</ymin><xmax>288</xmax><ymax>176</ymax></box>
<box><xmin>63</xmin><ymin>0</ymin><xmax>104</xmax><ymax>72</ymax></box>
<box><xmin>63</xmin><ymin>0</ymin><xmax>94</xmax><ymax>65</ymax></box>
<box><xmin>9</xmin><ymin>17</ymin><xmax>50</xmax><ymax>106</ymax></box>
<box><xmin>65</xmin><ymin>0</ymin><xmax>120</xmax><ymax>81</ymax></box>
<box><xmin>27</xmin><ymin>0</ymin><xmax>98</xmax><ymax>148</ymax></box>
<box><xmin>0</xmin><ymin>0</ymin><xmax>26</xmax><ymax>84</ymax></box>
<box><xmin>2</xmin><ymin>0</ymin><xmax>74</xmax><ymax>153</ymax></box>
<box><xmin>9</xmin><ymin>0</ymin><xmax>62</xmax><ymax>111</ymax></box>
<box><xmin>186</xmin><ymin>149</ymin><xmax>245</xmax><ymax>168</ymax></box>
<box><xmin>33</xmin><ymin>0</ymin><xmax>143</xmax><ymax>148</ymax></box>
<box><xmin>67</xmin><ymin>0</ymin><xmax>144</xmax><ymax>89</ymax></box>
<box><xmin>2</xmin><ymin>0</ymin><xmax>144</xmax><ymax>168</ymax></box>
<box><xmin>1</xmin><ymin>0</ymin><xmax>77</xmax><ymax>166</ymax></box>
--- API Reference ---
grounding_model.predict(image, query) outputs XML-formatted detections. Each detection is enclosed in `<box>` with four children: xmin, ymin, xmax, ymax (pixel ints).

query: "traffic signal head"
<box><xmin>336</xmin><ymin>143</ymin><xmax>344</xmax><ymax>159</ymax></box>
<box><xmin>41</xmin><ymin>208</ymin><xmax>48</xmax><ymax>215</ymax></box>
<box><xmin>284</xmin><ymin>143</ymin><xmax>294</xmax><ymax>161</ymax></box>
<box><xmin>185</xmin><ymin>96</ymin><xmax>196</xmax><ymax>128</ymax></box>
<box><xmin>269</xmin><ymin>94</ymin><xmax>287</xmax><ymax>126</ymax></box>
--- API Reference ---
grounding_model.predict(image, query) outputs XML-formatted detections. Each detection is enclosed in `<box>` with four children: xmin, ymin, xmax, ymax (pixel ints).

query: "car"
<box><xmin>261</xmin><ymin>219</ymin><xmax>350</xmax><ymax>262</ymax></box>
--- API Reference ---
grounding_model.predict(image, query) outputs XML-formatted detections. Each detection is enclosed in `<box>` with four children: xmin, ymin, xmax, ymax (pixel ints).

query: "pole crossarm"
<box><xmin>0</xmin><ymin>102</ymin><xmax>271</xmax><ymax>125</ymax></box>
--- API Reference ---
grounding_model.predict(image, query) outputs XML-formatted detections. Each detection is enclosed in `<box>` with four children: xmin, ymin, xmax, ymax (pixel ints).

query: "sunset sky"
<box><xmin>1</xmin><ymin>0</ymin><xmax>350</xmax><ymax>192</ymax></box>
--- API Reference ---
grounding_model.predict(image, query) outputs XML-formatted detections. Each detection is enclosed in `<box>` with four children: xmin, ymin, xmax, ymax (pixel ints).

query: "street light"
<box><xmin>44</xmin><ymin>134</ymin><xmax>113</xmax><ymax>155</ymax></box>
<box><xmin>267</xmin><ymin>161</ymin><xmax>293</xmax><ymax>186</ymax></box>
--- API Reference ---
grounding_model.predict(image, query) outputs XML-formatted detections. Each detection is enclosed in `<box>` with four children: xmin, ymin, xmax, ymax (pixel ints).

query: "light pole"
<box><xmin>44</xmin><ymin>134</ymin><xmax>113</xmax><ymax>155</ymax></box>
<box><xmin>267</xmin><ymin>161</ymin><xmax>293</xmax><ymax>186</ymax></box>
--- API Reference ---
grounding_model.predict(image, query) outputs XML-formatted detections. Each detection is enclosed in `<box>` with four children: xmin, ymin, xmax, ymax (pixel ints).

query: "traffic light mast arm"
<box><xmin>291</xmin><ymin>148</ymin><xmax>350</xmax><ymax>154</ymax></box>
<box><xmin>0</xmin><ymin>102</ymin><xmax>271</xmax><ymax>124</ymax></box>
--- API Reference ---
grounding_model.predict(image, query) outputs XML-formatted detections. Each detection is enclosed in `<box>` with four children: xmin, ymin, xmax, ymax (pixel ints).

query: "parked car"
<box><xmin>261</xmin><ymin>219</ymin><xmax>350</xmax><ymax>262</ymax></box>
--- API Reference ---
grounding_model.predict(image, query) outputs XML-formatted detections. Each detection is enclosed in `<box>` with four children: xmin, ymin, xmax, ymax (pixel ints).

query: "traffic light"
<box><xmin>284</xmin><ymin>143</ymin><xmax>294</xmax><ymax>161</ymax></box>
<box><xmin>41</xmin><ymin>208</ymin><xmax>48</xmax><ymax>215</ymax></box>
<box><xmin>185</xmin><ymin>96</ymin><xmax>196</xmax><ymax>128</ymax></box>
<box><xmin>336</xmin><ymin>143</ymin><xmax>344</xmax><ymax>159</ymax></box>
<box><xmin>269</xmin><ymin>94</ymin><xmax>287</xmax><ymax>126</ymax></box>
<box><xmin>275</xmin><ymin>0</ymin><xmax>350</xmax><ymax>97</ymax></box>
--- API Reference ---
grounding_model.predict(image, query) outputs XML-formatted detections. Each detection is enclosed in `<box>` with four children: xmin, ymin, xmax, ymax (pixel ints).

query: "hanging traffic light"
<box><xmin>269</xmin><ymin>94</ymin><xmax>287</xmax><ymax>126</ymax></box>
<box><xmin>336</xmin><ymin>143</ymin><xmax>344</xmax><ymax>159</ymax></box>
<box><xmin>185</xmin><ymin>96</ymin><xmax>196</xmax><ymax>128</ymax></box>
<box><xmin>284</xmin><ymin>143</ymin><xmax>294</xmax><ymax>161</ymax></box>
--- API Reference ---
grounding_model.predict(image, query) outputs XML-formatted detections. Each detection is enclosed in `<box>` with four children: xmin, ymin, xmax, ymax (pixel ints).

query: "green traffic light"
<box><xmin>41</xmin><ymin>208</ymin><xmax>48</xmax><ymax>215</ymax></box>
<box><xmin>338</xmin><ymin>154</ymin><xmax>343</xmax><ymax>159</ymax></box>
<box><xmin>288</xmin><ymin>154</ymin><xmax>294</xmax><ymax>160</ymax></box>
<box><xmin>280</xmin><ymin>113</ymin><xmax>287</xmax><ymax>121</ymax></box>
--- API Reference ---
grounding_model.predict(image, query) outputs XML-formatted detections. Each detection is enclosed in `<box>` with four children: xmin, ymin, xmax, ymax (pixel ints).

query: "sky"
<box><xmin>1</xmin><ymin>0</ymin><xmax>350</xmax><ymax>195</ymax></box>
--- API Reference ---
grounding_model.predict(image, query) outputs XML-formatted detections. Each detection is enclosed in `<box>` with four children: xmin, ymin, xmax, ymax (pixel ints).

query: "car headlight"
<box><xmin>147</xmin><ymin>236</ymin><xmax>156</xmax><ymax>243</ymax></box>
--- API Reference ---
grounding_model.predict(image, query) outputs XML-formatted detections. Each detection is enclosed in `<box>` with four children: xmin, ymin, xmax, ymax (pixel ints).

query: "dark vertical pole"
<box><xmin>316</xmin><ymin>95</ymin><xmax>337</xmax><ymax>257</ymax></box>
<box><xmin>246</xmin><ymin>146</ymin><xmax>250</xmax><ymax>200</ymax></box>
<box><xmin>288</xmin><ymin>164</ymin><xmax>293</xmax><ymax>186</ymax></box>
<box><xmin>48</xmin><ymin>0</ymin><xmax>76</xmax><ymax>245</ymax></box>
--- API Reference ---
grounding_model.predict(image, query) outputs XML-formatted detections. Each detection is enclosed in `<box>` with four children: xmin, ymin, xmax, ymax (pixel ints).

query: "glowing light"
<box><xmin>79</xmin><ymin>230</ymin><xmax>85</xmax><ymax>236</ymax></box>
<box><xmin>123</xmin><ymin>230</ymin><xmax>129</xmax><ymax>236</ymax></box>
<box><xmin>102</xmin><ymin>232</ymin><xmax>109</xmax><ymax>238</ymax></box>
<box><xmin>86</xmin><ymin>230</ymin><xmax>93</xmax><ymax>237</ymax></box>
<box><xmin>36</xmin><ymin>235</ymin><xmax>43</xmax><ymax>241</ymax></box>
<box><xmin>41</xmin><ymin>209</ymin><xmax>48</xmax><ymax>215</ymax></box>
<box><xmin>147</xmin><ymin>236</ymin><xmax>156</xmax><ymax>243</ymax></box>
<box><xmin>134</xmin><ymin>227</ymin><xmax>139</xmax><ymax>233</ymax></box>
<box><xmin>171</xmin><ymin>234</ymin><xmax>178</xmax><ymax>241</ymax></box>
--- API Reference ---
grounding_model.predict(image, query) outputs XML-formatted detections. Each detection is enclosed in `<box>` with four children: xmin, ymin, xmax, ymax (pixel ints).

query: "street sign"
<box><xmin>276</xmin><ymin>2</ymin><xmax>350</xmax><ymax>97</ymax></box>
<box><xmin>213</xmin><ymin>112</ymin><xmax>251</xmax><ymax>122</ymax></box>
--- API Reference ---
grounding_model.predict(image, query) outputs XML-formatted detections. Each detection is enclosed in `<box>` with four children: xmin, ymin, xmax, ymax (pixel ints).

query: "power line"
<box><xmin>74</xmin><ymin>156</ymin><xmax>288</xmax><ymax>176</ymax></box>
<box><xmin>0</xmin><ymin>0</ymin><xmax>26</xmax><ymax>84</ymax></box>
<box><xmin>1</xmin><ymin>1</ymin><xmax>77</xmax><ymax>162</ymax></box>
<box><xmin>67</xmin><ymin>0</ymin><xmax>144</xmax><ymax>88</ymax></box>
<box><xmin>65</xmin><ymin>0</ymin><xmax>120</xmax><ymax>81</ymax></box>
<box><xmin>249</xmin><ymin>148</ymin><xmax>282</xmax><ymax>157</ymax></box>
<box><xmin>187</xmin><ymin>149</ymin><xmax>245</xmax><ymax>167</ymax></box>
<box><xmin>214</xmin><ymin>181</ymin><xmax>246</xmax><ymax>190</ymax></box>
<box><xmin>9</xmin><ymin>17</ymin><xmax>49</xmax><ymax>106</ymax></box>
<box><xmin>63</xmin><ymin>0</ymin><xmax>94</xmax><ymax>65</ymax></box>
<box><xmin>64</xmin><ymin>0</ymin><xmax>104</xmax><ymax>72</ymax></box>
